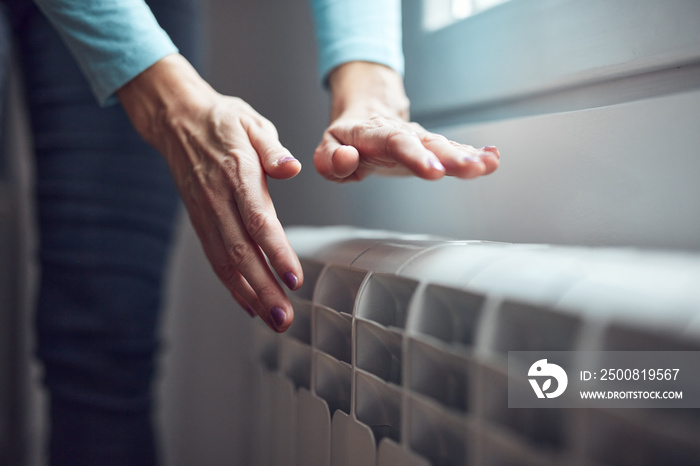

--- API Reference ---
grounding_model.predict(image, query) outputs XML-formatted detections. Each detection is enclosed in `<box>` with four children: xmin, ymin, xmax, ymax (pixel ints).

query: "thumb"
<box><xmin>313</xmin><ymin>129</ymin><xmax>360</xmax><ymax>181</ymax></box>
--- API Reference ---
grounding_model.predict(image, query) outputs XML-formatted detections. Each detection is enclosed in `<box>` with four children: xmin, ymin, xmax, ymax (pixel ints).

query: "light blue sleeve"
<box><xmin>310</xmin><ymin>0</ymin><xmax>404</xmax><ymax>85</ymax></box>
<box><xmin>33</xmin><ymin>0</ymin><xmax>178</xmax><ymax>106</ymax></box>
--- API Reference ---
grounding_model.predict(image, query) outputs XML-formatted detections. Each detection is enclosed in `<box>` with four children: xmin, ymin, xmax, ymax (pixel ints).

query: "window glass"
<box><xmin>423</xmin><ymin>0</ymin><xmax>512</xmax><ymax>30</ymax></box>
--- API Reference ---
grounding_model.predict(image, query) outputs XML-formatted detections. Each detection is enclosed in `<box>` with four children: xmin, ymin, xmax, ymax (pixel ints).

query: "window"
<box><xmin>403</xmin><ymin>0</ymin><xmax>700</xmax><ymax>126</ymax></box>
<box><xmin>423</xmin><ymin>0</ymin><xmax>512</xmax><ymax>30</ymax></box>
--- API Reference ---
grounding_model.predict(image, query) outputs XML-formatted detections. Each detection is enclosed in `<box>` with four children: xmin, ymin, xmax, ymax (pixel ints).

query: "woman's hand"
<box><xmin>118</xmin><ymin>54</ymin><xmax>301</xmax><ymax>332</ymax></box>
<box><xmin>314</xmin><ymin>62</ymin><xmax>500</xmax><ymax>182</ymax></box>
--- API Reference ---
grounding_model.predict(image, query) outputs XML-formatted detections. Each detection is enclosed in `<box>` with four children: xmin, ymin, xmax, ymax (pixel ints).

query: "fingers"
<box><xmin>189</xmin><ymin>174</ymin><xmax>297</xmax><ymax>332</ymax></box>
<box><xmin>172</xmin><ymin>99</ymin><xmax>304</xmax><ymax>333</ymax></box>
<box><xmin>226</xmin><ymin>160</ymin><xmax>304</xmax><ymax>296</ymax></box>
<box><xmin>183</xmin><ymin>183</ymin><xmax>275</xmax><ymax>324</ymax></box>
<box><xmin>232</xmin><ymin>290</ymin><xmax>256</xmax><ymax>318</ymax></box>
<box><xmin>315</xmin><ymin>116</ymin><xmax>500</xmax><ymax>181</ymax></box>
<box><xmin>316</xmin><ymin>118</ymin><xmax>446</xmax><ymax>181</ymax></box>
<box><xmin>217</xmin><ymin>231</ymin><xmax>295</xmax><ymax>333</ymax></box>
<box><xmin>235</xmin><ymin>114</ymin><xmax>304</xmax><ymax>300</ymax></box>
<box><xmin>246</xmin><ymin>118</ymin><xmax>302</xmax><ymax>180</ymax></box>
<box><xmin>418</xmin><ymin>133</ymin><xmax>497</xmax><ymax>179</ymax></box>
<box><xmin>384</xmin><ymin>131</ymin><xmax>446</xmax><ymax>179</ymax></box>
<box><xmin>479</xmin><ymin>145</ymin><xmax>501</xmax><ymax>175</ymax></box>
<box><xmin>313</xmin><ymin>131</ymin><xmax>361</xmax><ymax>181</ymax></box>
<box><xmin>214</xmin><ymin>157</ymin><xmax>301</xmax><ymax>333</ymax></box>
<box><xmin>332</xmin><ymin>145</ymin><xmax>362</xmax><ymax>178</ymax></box>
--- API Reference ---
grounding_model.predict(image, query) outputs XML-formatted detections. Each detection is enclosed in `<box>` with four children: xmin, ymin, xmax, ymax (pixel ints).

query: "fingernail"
<box><xmin>276</xmin><ymin>156</ymin><xmax>298</xmax><ymax>166</ymax></box>
<box><xmin>427</xmin><ymin>157</ymin><xmax>445</xmax><ymax>171</ymax></box>
<box><xmin>270</xmin><ymin>306</ymin><xmax>286</xmax><ymax>329</ymax></box>
<box><xmin>480</xmin><ymin>146</ymin><xmax>500</xmax><ymax>158</ymax></box>
<box><xmin>245</xmin><ymin>306</ymin><xmax>256</xmax><ymax>318</ymax></box>
<box><xmin>282</xmin><ymin>271</ymin><xmax>298</xmax><ymax>290</ymax></box>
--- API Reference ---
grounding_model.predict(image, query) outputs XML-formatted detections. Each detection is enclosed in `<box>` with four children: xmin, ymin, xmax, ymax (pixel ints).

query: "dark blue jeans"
<box><xmin>2</xmin><ymin>1</ymin><xmax>202</xmax><ymax>464</ymax></box>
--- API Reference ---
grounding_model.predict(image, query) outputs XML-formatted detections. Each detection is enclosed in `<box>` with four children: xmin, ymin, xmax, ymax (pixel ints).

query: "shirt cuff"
<box><xmin>91</xmin><ymin>33</ymin><xmax>178</xmax><ymax>106</ymax></box>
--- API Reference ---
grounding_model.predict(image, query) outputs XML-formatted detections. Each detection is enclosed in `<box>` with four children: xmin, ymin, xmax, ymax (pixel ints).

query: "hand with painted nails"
<box><xmin>118</xmin><ymin>53</ymin><xmax>302</xmax><ymax>332</ymax></box>
<box><xmin>314</xmin><ymin>62</ymin><xmax>500</xmax><ymax>182</ymax></box>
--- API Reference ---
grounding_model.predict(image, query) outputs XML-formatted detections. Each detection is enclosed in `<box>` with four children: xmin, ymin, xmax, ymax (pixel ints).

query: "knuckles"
<box><xmin>245</xmin><ymin>210</ymin><xmax>273</xmax><ymax>240</ymax></box>
<box><xmin>219</xmin><ymin>155</ymin><xmax>243</xmax><ymax>183</ymax></box>
<box><xmin>255</xmin><ymin>283</ymin><xmax>278</xmax><ymax>302</ymax></box>
<box><xmin>385</xmin><ymin>131</ymin><xmax>413</xmax><ymax>155</ymax></box>
<box><xmin>213</xmin><ymin>259</ymin><xmax>239</xmax><ymax>285</ymax></box>
<box><xmin>420</xmin><ymin>133</ymin><xmax>449</xmax><ymax>145</ymax></box>
<box><xmin>226</xmin><ymin>242</ymin><xmax>255</xmax><ymax>269</ymax></box>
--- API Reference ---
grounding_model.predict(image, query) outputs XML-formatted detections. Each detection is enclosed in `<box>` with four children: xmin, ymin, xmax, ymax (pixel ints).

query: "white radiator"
<box><xmin>248</xmin><ymin>227</ymin><xmax>700</xmax><ymax>466</ymax></box>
